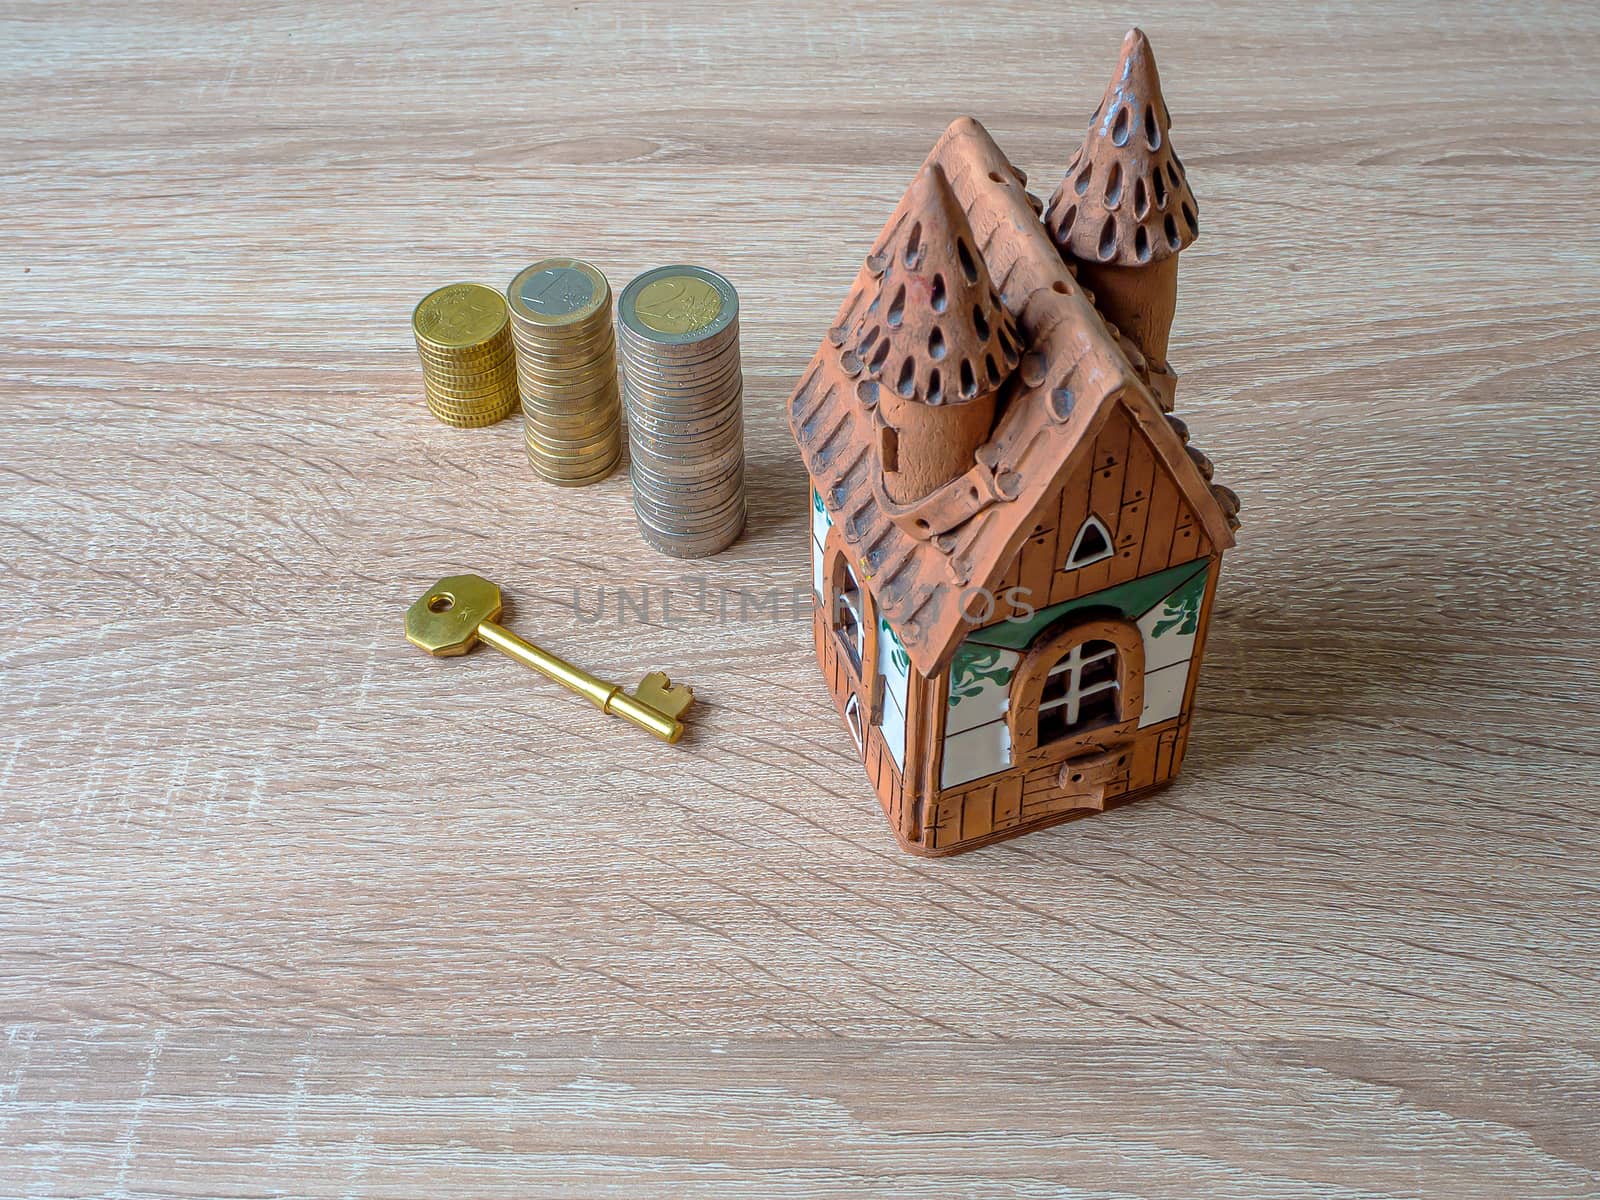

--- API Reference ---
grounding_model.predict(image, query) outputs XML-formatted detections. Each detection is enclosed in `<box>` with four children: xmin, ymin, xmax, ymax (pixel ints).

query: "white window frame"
<box><xmin>1039</xmin><ymin>642</ymin><xmax>1119</xmax><ymax>734</ymax></box>
<box><xmin>1064</xmin><ymin>514</ymin><xmax>1115</xmax><ymax>570</ymax></box>
<box><xmin>844</xmin><ymin>694</ymin><xmax>865</xmax><ymax>756</ymax></box>
<box><xmin>834</xmin><ymin>563</ymin><xmax>865</xmax><ymax>668</ymax></box>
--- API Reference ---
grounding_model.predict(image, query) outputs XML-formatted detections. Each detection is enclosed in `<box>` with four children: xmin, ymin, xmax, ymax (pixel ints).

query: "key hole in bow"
<box><xmin>427</xmin><ymin>593</ymin><xmax>455</xmax><ymax>613</ymax></box>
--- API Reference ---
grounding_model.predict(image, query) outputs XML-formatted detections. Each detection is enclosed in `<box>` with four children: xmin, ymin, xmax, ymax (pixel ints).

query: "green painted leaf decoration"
<box><xmin>948</xmin><ymin>644</ymin><xmax>1015</xmax><ymax>704</ymax></box>
<box><xmin>879</xmin><ymin>616</ymin><xmax>910</xmax><ymax>674</ymax></box>
<box><xmin>1151</xmin><ymin>571</ymin><xmax>1205</xmax><ymax>638</ymax></box>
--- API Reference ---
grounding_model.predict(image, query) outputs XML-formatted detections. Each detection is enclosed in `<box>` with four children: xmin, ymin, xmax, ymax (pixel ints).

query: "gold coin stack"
<box><xmin>618</xmin><ymin>265</ymin><xmax>746</xmax><ymax>558</ymax></box>
<box><xmin>412</xmin><ymin>283</ymin><xmax>521</xmax><ymax>428</ymax></box>
<box><xmin>506</xmin><ymin>258</ymin><xmax>623</xmax><ymax>486</ymax></box>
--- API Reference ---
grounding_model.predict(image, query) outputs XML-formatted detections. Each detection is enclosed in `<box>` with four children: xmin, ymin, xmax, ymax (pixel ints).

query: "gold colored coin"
<box><xmin>428</xmin><ymin>399</ymin><xmax>517</xmax><ymax>418</ymax></box>
<box><xmin>413</xmin><ymin>283</ymin><xmax>509</xmax><ymax>349</ymax></box>
<box><xmin>419</xmin><ymin>356</ymin><xmax>516</xmax><ymax>384</ymax></box>
<box><xmin>428</xmin><ymin>392</ymin><xmax>521</xmax><ymax>416</ymax></box>
<box><xmin>426</xmin><ymin>393</ymin><xmax>519</xmax><ymax>428</ymax></box>
<box><xmin>416</xmin><ymin>339</ymin><xmax>513</xmax><ymax>369</ymax></box>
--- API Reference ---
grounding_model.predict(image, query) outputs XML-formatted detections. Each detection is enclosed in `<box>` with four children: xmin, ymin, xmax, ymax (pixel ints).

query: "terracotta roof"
<box><xmin>845</xmin><ymin>163</ymin><xmax>1021</xmax><ymax>407</ymax></box>
<box><xmin>789</xmin><ymin>116</ymin><xmax>1235</xmax><ymax>679</ymax></box>
<box><xmin>1045</xmin><ymin>28</ymin><xmax>1199</xmax><ymax>267</ymax></box>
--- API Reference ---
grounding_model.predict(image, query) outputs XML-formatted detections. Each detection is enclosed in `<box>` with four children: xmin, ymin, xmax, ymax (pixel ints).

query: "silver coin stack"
<box><xmin>617</xmin><ymin>265</ymin><xmax>746</xmax><ymax>558</ymax></box>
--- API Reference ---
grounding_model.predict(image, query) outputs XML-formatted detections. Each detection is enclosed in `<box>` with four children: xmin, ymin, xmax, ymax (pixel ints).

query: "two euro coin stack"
<box><xmin>617</xmin><ymin>266</ymin><xmax>746</xmax><ymax>558</ymax></box>
<box><xmin>411</xmin><ymin>283</ymin><xmax>521</xmax><ymax>428</ymax></box>
<box><xmin>506</xmin><ymin>258</ymin><xmax>624</xmax><ymax>486</ymax></box>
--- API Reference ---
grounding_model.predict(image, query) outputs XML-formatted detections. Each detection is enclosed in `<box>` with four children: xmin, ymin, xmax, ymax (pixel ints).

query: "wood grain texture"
<box><xmin>2</xmin><ymin>0</ymin><xmax>1598</xmax><ymax>1194</ymax></box>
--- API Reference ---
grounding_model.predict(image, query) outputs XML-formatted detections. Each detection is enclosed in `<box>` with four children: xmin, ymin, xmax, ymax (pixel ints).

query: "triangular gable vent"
<box><xmin>1064</xmin><ymin>515</ymin><xmax>1114</xmax><ymax>569</ymax></box>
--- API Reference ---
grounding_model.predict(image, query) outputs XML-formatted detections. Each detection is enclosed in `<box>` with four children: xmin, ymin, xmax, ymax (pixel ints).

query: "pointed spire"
<box><xmin>847</xmin><ymin>163</ymin><xmax>1021</xmax><ymax>407</ymax></box>
<box><xmin>1046</xmin><ymin>28</ymin><xmax>1199</xmax><ymax>267</ymax></box>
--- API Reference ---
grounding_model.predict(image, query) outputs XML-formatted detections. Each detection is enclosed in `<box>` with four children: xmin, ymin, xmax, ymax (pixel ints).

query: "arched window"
<box><xmin>830</xmin><ymin>553</ymin><xmax>865</xmax><ymax>670</ymax></box>
<box><xmin>1009</xmin><ymin>616</ymin><xmax>1144</xmax><ymax>757</ymax></box>
<box><xmin>1038</xmin><ymin>638</ymin><xmax>1120</xmax><ymax>743</ymax></box>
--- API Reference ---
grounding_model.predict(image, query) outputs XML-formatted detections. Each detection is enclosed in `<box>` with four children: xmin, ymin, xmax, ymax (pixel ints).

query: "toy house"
<box><xmin>789</xmin><ymin>30</ymin><xmax>1241</xmax><ymax>855</ymax></box>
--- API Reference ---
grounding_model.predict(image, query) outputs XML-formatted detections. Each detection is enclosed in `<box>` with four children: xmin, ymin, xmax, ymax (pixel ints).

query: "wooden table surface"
<box><xmin>4</xmin><ymin>1</ymin><xmax>1598</xmax><ymax>1195</ymax></box>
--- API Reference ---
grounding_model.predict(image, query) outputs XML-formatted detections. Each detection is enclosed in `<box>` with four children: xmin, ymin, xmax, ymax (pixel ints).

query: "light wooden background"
<box><xmin>3</xmin><ymin>1</ymin><xmax>1598</xmax><ymax>1195</ymax></box>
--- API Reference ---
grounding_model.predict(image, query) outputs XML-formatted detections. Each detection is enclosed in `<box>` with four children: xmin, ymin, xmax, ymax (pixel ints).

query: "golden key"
<box><xmin>405</xmin><ymin>573</ymin><xmax>694</xmax><ymax>744</ymax></box>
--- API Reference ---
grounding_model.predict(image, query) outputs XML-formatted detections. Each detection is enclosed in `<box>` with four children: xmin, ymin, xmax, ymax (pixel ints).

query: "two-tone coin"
<box><xmin>506</xmin><ymin>258</ymin><xmax>623</xmax><ymax>485</ymax></box>
<box><xmin>616</xmin><ymin>265</ymin><xmax>746</xmax><ymax>559</ymax></box>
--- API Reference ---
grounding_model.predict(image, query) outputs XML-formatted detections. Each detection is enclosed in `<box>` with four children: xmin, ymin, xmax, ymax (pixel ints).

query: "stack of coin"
<box><xmin>506</xmin><ymin>258</ymin><xmax>623</xmax><ymax>486</ymax></box>
<box><xmin>617</xmin><ymin>265</ymin><xmax>746</xmax><ymax>558</ymax></box>
<box><xmin>411</xmin><ymin>283</ymin><xmax>520</xmax><ymax>428</ymax></box>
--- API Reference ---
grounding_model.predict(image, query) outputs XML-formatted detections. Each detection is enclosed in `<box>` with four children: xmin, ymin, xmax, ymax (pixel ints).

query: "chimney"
<box><xmin>1045</xmin><ymin>28</ymin><xmax>1199</xmax><ymax>368</ymax></box>
<box><xmin>845</xmin><ymin>163</ymin><xmax>1021</xmax><ymax>505</ymax></box>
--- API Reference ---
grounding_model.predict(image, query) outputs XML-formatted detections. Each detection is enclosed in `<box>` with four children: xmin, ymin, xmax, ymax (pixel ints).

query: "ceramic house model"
<box><xmin>788</xmin><ymin>30</ymin><xmax>1241</xmax><ymax>856</ymax></box>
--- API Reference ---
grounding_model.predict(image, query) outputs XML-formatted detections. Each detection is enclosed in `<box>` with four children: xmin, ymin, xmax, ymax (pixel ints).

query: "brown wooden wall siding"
<box><xmin>925</xmin><ymin>715</ymin><xmax>1185</xmax><ymax>852</ymax></box>
<box><xmin>813</xmin><ymin>603</ymin><xmax>903</xmax><ymax>828</ymax></box>
<box><xmin>1171</xmin><ymin>556</ymin><xmax>1223</xmax><ymax>781</ymax></box>
<box><xmin>988</xmin><ymin>402</ymin><xmax>1210</xmax><ymax>625</ymax></box>
<box><xmin>909</xmin><ymin>664</ymin><xmax>946</xmax><ymax>849</ymax></box>
<box><xmin>818</xmin><ymin>607</ymin><xmax>849</xmax><ymax>710</ymax></box>
<box><xmin>865</xmin><ymin>726</ymin><xmax>903</xmax><ymax>828</ymax></box>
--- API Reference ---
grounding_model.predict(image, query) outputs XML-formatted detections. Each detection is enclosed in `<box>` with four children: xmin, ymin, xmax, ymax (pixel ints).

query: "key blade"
<box><xmin>635</xmin><ymin>671</ymin><xmax>694</xmax><ymax>719</ymax></box>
